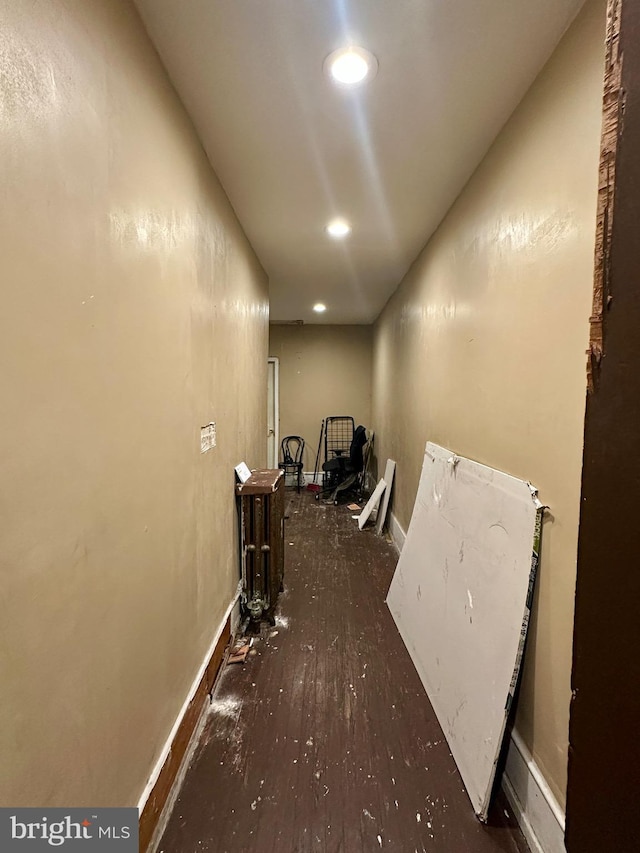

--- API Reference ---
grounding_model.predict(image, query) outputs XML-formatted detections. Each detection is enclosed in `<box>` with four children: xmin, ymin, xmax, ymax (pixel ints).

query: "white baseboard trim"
<box><xmin>388</xmin><ymin>510</ymin><xmax>407</xmax><ymax>554</ymax></box>
<box><xmin>146</xmin><ymin>682</ymin><xmax>213</xmax><ymax>853</ymax></box>
<box><xmin>502</xmin><ymin>729</ymin><xmax>566</xmax><ymax>853</ymax></box>
<box><xmin>137</xmin><ymin>580</ymin><xmax>242</xmax><ymax>814</ymax></box>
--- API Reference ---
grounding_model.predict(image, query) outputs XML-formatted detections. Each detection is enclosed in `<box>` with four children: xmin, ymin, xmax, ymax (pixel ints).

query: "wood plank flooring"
<box><xmin>156</xmin><ymin>490</ymin><xmax>529</xmax><ymax>853</ymax></box>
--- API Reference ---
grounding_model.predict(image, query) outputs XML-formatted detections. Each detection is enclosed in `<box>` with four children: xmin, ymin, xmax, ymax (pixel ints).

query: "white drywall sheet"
<box><xmin>375</xmin><ymin>459</ymin><xmax>396</xmax><ymax>535</ymax></box>
<box><xmin>386</xmin><ymin>443</ymin><xmax>542</xmax><ymax>820</ymax></box>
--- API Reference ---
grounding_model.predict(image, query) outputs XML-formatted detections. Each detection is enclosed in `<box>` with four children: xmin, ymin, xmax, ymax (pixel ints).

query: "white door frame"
<box><xmin>267</xmin><ymin>357</ymin><xmax>279</xmax><ymax>468</ymax></box>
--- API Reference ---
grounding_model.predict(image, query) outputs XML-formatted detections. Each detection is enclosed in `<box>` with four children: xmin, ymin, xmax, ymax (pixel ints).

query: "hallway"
<box><xmin>156</xmin><ymin>491</ymin><xmax>528</xmax><ymax>853</ymax></box>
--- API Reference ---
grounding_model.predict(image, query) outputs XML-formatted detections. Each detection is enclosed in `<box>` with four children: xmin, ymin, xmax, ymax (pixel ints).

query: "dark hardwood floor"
<box><xmin>156</xmin><ymin>490</ymin><xmax>529</xmax><ymax>853</ymax></box>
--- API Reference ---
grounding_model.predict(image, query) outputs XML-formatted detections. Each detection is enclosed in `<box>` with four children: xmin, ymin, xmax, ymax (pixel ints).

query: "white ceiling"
<box><xmin>134</xmin><ymin>0</ymin><xmax>585</xmax><ymax>325</ymax></box>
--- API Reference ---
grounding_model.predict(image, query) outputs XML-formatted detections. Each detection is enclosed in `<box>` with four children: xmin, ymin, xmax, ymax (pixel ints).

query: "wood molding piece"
<box><xmin>588</xmin><ymin>0</ymin><xmax>623</xmax><ymax>394</ymax></box>
<box><xmin>375</xmin><ymin>459</ymin><xmax>396</xmax><ymax>536</ymax></box>
<box><xmin>138</xmin><ymin>616</ymin><xmax>231</xmax><ymax>852</ymax></box>
<box><xmin>357</xmin><ymin>478</ymin><xmax>386</xmax><ymax>530</ymax></box>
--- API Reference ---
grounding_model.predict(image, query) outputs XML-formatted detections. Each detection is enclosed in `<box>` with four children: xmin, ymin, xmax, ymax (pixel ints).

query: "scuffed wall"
<box><xmin>0</xmin><ymin>0</ymin><xmax>268</xmax><ymax>807</ymax></box>
<box><xmin>372</xmin><ymin>0</ymin><xmax>605</xmax><ymax>806</ymax></box>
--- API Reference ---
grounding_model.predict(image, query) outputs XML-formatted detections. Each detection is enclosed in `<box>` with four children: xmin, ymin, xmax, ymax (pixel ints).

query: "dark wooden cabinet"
<box><xmin>235</xmin><ymin>469</ymin><xmax>285</xmax><ymax>627</ymax></box>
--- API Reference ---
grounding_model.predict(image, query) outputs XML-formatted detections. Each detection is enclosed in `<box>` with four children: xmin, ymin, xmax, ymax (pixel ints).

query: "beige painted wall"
<box><xmin>372</xmin><ymin>0</ymin><xmax>605</xmax><ymax>807</ymax></box>
<box><xmin>269</xmin><ymin>325</ymin><xmax>372</xmax><ymax>473</ymax></box>
<box><xmin>0</xmin><ymin>0</ymin><xmax>268</xmax><ymax>808</ymax></box>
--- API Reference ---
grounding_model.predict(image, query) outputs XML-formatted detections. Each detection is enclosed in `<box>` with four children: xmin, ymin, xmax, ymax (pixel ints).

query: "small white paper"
<box><xmin>200</xmin><ymin>422</ymin><xmax>217</xmax><ymax>453</ymax></box>
<box><xmin>235</xmin><ymin>462</ymin><xmax>251</xmax><ymax>483</ymax></box>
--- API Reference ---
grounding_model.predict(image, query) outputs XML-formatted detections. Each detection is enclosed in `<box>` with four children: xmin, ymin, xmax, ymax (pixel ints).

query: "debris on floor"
<box><xmin>228</xmin><ymin>639</ymin><xmax>252</xmax><ymax>665</ymax></box>
<box><xmin>347</xmin><ymin>502</ymin><xmax>360</xmax><ymax>511</ymax></box>
<box><xmin>158</xmin><ymin>491</ymin><xmax>530</xmax><ymax>853</ymax></box>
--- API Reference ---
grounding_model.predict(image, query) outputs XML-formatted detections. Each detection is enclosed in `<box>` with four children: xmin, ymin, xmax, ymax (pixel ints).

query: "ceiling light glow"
<box><xmin>326</xmin><ymin>218</ymin><xmax>351</xmax><ymax>238</ymax></box>
<box><xmin>331</xmin><ymin>51</ymin><xmax>368</xmax><ymax>84</ymax></box>
<box><xmin>313</xmin><ymin>303</ymin><xmax>327</xmax><ymax>313</ymax></box>
<box><xmin>324</xmin><ymin>46</ymin><xmax>378</xmax><ymax>87</ymax></box>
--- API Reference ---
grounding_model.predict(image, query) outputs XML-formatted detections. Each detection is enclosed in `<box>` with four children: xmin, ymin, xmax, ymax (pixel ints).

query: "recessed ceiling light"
<box><xmin>326</xmin><ymin>218</ymin><xmax>351</xmax><ymax>238</ymax></box>
<box><xmin>313</xmin><ymin>303</ymin><xmax>327</xmax><ymax>313</ymax></box>
<box><xmin>324</xmin><ymin>46</ymin><xmax>378</xmax><ymax>87</ymax></box>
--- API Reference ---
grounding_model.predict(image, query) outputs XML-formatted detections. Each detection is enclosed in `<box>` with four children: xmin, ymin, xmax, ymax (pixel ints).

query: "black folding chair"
<box><xmin>279</xmin><ymin>436</ymin><xmax>305</xmax><ymax>492</ymax></box>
